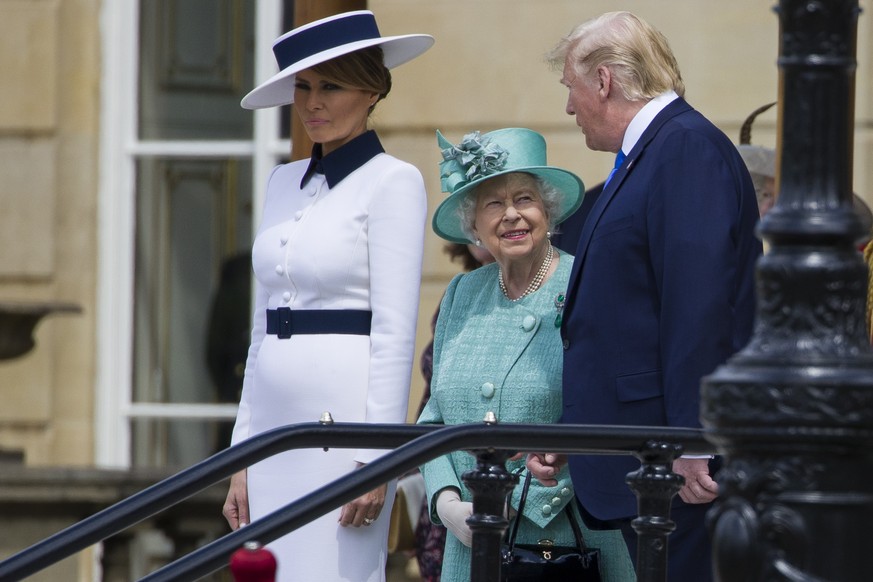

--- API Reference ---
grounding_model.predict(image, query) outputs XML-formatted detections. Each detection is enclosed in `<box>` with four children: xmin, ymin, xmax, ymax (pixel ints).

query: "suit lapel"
<box><xmin>561</xmin><ymin>98</ymin><xmax>693</xmax><ymax>324</ymax></box>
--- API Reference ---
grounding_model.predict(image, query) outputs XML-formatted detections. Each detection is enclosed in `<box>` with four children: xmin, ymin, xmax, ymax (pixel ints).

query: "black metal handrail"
<box><xmin>0</xmin><ymin>421</ymin><xmax>713</xmax><ymax>582</ymax></box>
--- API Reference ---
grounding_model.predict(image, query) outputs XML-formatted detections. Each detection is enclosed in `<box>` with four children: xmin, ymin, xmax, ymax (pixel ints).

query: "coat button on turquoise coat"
<box><xmin>522</xmin><ymin>315</ymin><xmax>536</xmax><ymax>331</ymax></box>
<box><xmin>551</xmin><ymin>497</ymin><xmax>561</xmax><ymax>507</ymax></box>
<box><xmin>541</xmin><ymin>505</ymin><xmax>552</xmax><ymax>516</ymax></box>
<box><xmin>561</xmin><ymin>487</ymin><xmax>571</xmax><ymax>497</ymax></box>
<box><xmin>480</xmin><ymin>382</ymin><xmax>495</xmax><ymax>398</ymax></box>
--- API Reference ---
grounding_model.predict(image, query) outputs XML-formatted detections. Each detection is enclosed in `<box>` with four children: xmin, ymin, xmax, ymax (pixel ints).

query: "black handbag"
<box><xmin>500</xmin><ymin>471</ymin><xmax>602</xmax><ymax>582</ymax></box>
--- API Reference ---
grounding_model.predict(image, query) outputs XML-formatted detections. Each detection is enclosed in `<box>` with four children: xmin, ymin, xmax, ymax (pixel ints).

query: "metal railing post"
<box><xmin>463</xmin><ymin>447</ymin><xmax>519</xmax><ymax>582</ymax></box>
<box><xmin>626</xmin><ymin>440</ymin><xmax>684</xmax><ymax>582</ymax></box>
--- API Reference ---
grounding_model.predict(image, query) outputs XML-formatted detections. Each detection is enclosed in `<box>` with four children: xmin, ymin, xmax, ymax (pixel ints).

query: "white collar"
<box><xmin>620</xmin><ymin>91</ymin><xmax>679</xmax><ymax>156</ymax></box>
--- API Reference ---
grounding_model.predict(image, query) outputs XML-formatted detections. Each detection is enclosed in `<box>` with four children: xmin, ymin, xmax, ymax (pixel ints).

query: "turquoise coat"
<box><xmin>418</xmin><ymin>250</ymin><xmax>634</xmax><ymax>581</ymax></box>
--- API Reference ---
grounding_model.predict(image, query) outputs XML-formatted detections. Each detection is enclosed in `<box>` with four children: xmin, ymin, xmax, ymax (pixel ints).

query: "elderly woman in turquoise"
<box><xmin>417</xmin><ymin>128</ymin><xmax>635</xmax><ymax>581</ymax></box>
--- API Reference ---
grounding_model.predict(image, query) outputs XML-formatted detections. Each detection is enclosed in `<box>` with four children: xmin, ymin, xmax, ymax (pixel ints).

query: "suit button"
<box><xmin>541</xmin><ymin>505</ymin><xmax>552</xmax><ymax>516</ymax></box>
<box><xmin>522</xmin><ymin>315</ymin><xmax>536</xmax><ymax>331</ymax></box>
<box><xmin>562</xmin><ymin>339</ymin><xmax>570</xmax><ymax>350</ymax></box>
<box><xmin>480</xmin><ymin>382</ymin><xmax>495</xmax><ymax>398</ymax></box>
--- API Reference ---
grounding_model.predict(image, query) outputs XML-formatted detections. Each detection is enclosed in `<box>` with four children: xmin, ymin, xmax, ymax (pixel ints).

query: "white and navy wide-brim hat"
<box><xmin>241</xmin><ymin>10</ymin><xmax>434</xmax><ymax>110</ymax></box>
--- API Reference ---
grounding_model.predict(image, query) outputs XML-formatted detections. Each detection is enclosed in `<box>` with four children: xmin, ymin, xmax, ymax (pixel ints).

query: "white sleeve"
<box><xmin>230</xmin><ymin>166</ymin><xmax>281</xmax><ymax>446</ymax></box>
<box><xmin>230</xmin><ymin>280</ymin><xmax>267</xmax><ymax>446</ymax></box>
<box><xmin>354</xmin><ymin>161</ymin><xmax>427</xmax><ymax>464</ymax></box>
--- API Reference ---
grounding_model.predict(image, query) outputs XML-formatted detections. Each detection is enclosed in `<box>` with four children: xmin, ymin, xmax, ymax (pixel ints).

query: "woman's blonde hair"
<box><xmin>547</xmin><ymin>11</ymin><xmax>684</xmax><ymax>101</ymax></box>
<box><xmin>311</xmin><ymin>46</ymin><xmax>392</xmax><ymax>113</ymax></box>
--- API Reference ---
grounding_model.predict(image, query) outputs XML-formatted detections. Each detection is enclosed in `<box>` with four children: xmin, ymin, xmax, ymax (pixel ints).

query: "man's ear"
<box><xmin>597</xmin><ymin>65</ymin><xmax>612</xmax><ymax>98</ymax></box>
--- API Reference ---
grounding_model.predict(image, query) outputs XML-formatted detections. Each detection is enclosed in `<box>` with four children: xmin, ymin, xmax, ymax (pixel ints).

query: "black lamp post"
<box><xmin>702</xmin><ymin>1</ymin><xmax>873</xmax><ymax>580</ymax></box>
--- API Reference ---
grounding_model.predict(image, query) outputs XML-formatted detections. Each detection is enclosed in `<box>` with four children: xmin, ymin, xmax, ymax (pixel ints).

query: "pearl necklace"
<box><xmin>499</xmin><ymin>244</ymin><xmax>554</xmax><ymax>301</ymax></box>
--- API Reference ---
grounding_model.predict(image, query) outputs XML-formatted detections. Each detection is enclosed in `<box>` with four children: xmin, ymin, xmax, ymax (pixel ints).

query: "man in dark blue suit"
<box><xmin>528</xmin><ymin>11</ymin><xmax>761</xmax><ymax>581</ymax></box>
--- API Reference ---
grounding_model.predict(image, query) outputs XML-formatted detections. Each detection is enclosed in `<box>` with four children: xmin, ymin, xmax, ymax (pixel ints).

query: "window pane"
<box><xmin>131</xmin><ymin>416</ymin><xmax>235</xmax><ymax>470</ymax></box>
<box><xmin>139</xmin><ymin>0</ymin><xmax>255</xmax><ymax>139</ymax></box>
<box><xmin>133</xmin><ymin>158</ymin><xmax>253</xmax><ymax>416</ymax></box>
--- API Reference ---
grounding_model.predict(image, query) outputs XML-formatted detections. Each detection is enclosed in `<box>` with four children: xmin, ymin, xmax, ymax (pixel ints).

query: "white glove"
<box><xmin>436</xmin><ymin>489</ymin><xmax>473</xmax><ymax>547</ymax></box>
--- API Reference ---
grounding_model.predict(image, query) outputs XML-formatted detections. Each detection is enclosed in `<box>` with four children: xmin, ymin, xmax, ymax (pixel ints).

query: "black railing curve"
<box><xmin>0</xmin><ymin>421</ymin><xmax>713</xmax><ymax>582</ymax></box>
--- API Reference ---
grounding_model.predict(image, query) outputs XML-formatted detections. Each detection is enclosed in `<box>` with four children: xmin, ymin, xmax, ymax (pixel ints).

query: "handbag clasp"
<box><xmin>538</xmin><ymin>539</ymin><xmax>555</xmax><ymax>561</ymax></box>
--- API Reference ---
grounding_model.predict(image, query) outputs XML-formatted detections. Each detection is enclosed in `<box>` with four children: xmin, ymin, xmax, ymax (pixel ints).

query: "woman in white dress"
<box><xmin>221</xmin><ymin>11</ymin><xmax>433</xmax><ymax>581</ymax></box>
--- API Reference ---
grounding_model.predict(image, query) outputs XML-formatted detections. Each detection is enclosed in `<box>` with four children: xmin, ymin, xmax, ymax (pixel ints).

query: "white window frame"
<box><xmin>96</xmin><ymin>0</ymin><xmax>290</xmax><ymax>467</ymax></box>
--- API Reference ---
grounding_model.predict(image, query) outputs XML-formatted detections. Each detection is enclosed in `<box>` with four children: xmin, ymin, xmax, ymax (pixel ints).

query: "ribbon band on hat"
<box><xmin>274</xmin><ymin>13</ymin><xmax>381</xmax><ymax>70</ymax></box>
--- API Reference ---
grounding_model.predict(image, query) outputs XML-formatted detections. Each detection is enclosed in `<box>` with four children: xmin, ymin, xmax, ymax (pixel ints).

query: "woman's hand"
<box><xmin>339</xmin><ymin>465</ymin><xmax>387</xmax><ymax>527</ymax></box>
<box><xmin>223</xmin><ymin>470</ymin><xmax>250</xmax><ymax>530</ymax></box>
<box><xmin>435</xmin><ymin>488</ymin><xmax>473</xmax><ymax>547</ymax></box>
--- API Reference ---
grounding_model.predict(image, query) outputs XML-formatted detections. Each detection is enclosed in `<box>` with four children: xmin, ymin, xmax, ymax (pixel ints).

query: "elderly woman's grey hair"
<box><xmin>546</xmin><ymin>11</ymin><xmax>684</xmax><ymax>101</ymax></box>
<box><xmin>456</xmin><ymin>174</ymin><xmax>563</xmax><ymax>243</ymax></box>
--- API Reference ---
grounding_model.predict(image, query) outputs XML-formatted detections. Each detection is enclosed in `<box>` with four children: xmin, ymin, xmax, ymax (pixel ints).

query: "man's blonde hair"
<box><xmin>547</xmin><ymin>11</ymin><xmax>685</xmax><ymax>101</ymax></box>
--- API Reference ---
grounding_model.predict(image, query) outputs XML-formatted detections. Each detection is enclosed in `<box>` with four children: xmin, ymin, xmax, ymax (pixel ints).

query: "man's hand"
<box><xmin>526</xmin><ymin>453</ymin><xmax>568</xmax><ymax>486</ymax></box>
<box><xmin>673</xmin><ymin>457</ymin><xmax>718</xmax><ymax>504</ymax></box>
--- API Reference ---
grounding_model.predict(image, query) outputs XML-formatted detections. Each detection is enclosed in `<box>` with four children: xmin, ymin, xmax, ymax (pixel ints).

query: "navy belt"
<box><xmin>265</xmin><ymin>308</ymin><xmax>372</xmax><ymax>339</ymax></box>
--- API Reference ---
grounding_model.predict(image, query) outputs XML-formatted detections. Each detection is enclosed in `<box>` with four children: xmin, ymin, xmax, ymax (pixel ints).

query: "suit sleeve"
<box><xmin>647</xmin><ymin>130</ymin><xmax>753</xmax><ymax>428</ymax></box>
<box><xmin>507</xmin><ymin>466</ymin><xmax>576</xmax><ymax>529</ymax></box>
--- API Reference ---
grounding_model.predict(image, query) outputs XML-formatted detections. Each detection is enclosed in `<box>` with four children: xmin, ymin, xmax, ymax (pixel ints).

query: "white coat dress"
<box><xmin>231</xmin><ymin>131</ymin><xmax>426</xmax><ymax>581</ymax></box>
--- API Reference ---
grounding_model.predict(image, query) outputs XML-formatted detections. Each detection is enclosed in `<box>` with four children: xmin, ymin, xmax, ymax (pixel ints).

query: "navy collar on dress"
<box><xmin>300</xmin><ymin>130</ymin><xmax>385</xmax><ymax>189</ymax></box>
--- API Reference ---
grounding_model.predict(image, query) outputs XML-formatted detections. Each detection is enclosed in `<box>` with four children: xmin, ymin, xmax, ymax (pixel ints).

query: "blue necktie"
<box><xmin>605</xmin><ymin>149</ymin><xmax>626</xmax><ymax>187</ymax></box>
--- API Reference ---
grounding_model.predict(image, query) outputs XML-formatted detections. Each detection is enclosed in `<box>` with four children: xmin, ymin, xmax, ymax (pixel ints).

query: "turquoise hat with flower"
<box><xmin>432</xmin><ymin>128</ymin><xmax>584</xmax><ymax>243</ymax></box>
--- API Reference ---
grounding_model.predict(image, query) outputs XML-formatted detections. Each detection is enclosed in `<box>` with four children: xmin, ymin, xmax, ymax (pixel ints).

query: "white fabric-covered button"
<box><xmin>282</xmin><ymin>291</ymin><xmax>291</xmax><ymax>302</ymax></box>
<box><xmin>294</xmin><ymin>210</ymin><xmax>303</xmax><ymax>221</ymax></box>
<box><xmin>522</xmin><ymin>315</ymin><xmax>536</xmax><ymax>331</ymax></box>
<box><xmin>480</xmin><ymin>382</ymin><xmax>495</xmax><ymax>398</ymax></box>
<box><xmin>280</xmin><ymin>235</ymin><xmax>288</xmax><ymax>246</ymax></box>
<box><xmin>275</xmin><ymin>265</ymin><xmax>284</xmax><ymax>275</ymax></box>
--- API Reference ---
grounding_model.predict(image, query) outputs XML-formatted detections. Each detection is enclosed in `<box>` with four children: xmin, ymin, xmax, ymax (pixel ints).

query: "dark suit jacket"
<box><xmin>552</xmin><ymin>182</ymin><xmax>604</xmax><ymax>254</ymax></box>
<box><xmin>561</xmin><ymin>98</ymin><xmax>762</xmax><ymax>520</ymax></box>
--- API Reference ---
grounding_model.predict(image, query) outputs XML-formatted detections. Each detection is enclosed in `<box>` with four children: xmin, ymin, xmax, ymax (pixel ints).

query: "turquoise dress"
<box><xmin>417</xmin><ymin>249</ymin><xmax>634</xmax><ymax>582</ymax></box>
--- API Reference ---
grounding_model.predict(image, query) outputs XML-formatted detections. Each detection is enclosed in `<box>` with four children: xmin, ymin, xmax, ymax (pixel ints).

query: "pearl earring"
<box><xmin>475</xmin><ymin>239</ymin><xmax>482</xmax><ymax>246</ymax></box>
<box><xmin>547</xmin><ymin>231</ymin><xmax>552</xmax><ymax>239</ymax></box>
